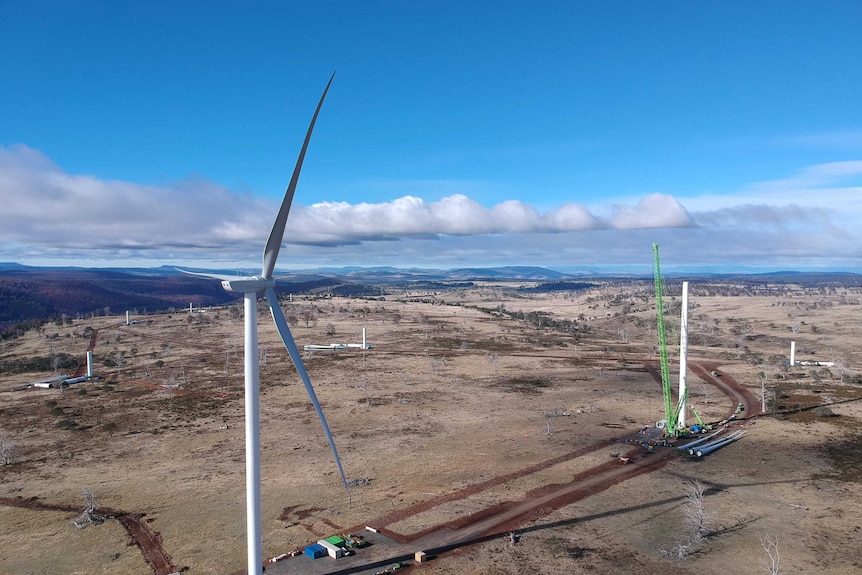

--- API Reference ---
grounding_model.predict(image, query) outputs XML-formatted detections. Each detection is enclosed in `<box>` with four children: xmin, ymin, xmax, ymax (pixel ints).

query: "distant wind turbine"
<box><xmin>182</xmin><ymin>72</ymin><xmax>348</xmax><ymax>575</ymax></box>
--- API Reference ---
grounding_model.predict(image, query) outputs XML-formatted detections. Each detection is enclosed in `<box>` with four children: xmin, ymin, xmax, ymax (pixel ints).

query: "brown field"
<box><xmin>1</xmin><ymin>281</ymin><xmax>861</xmax><ymax>575</ymax></box>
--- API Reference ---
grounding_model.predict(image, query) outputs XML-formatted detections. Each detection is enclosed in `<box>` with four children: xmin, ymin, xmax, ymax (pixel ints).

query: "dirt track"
<box><xmin>0</xmin><ymin>496</ymin><xmax>180</xmax><ymax>575</ymax></box>
<box><xmin>116</xmin><ymin>513</ymin><xmax>180</xmax><ymax>575</ymax></box>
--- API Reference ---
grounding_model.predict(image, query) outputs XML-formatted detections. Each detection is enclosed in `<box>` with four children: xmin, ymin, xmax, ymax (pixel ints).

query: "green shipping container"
<box><xmin>324</xmin><ymin>536</ymin><xmax>346</xmax><ymax>547</ymax></box>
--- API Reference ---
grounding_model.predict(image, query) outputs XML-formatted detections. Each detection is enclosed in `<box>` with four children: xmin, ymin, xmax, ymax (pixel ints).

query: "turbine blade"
<box><xmin>262</xmin><ymin>72</ymin><xmax>336</xmax><ymax>280</ymax></box>
<box><xmin>265</xmin><ymin>286</ymin><xmax>350</xmax><ymax>494</ymax></box>
<box><xmin>175</xmin><ymin>267</ymin><xmax>239</xmax><ymax>281</ymax></box>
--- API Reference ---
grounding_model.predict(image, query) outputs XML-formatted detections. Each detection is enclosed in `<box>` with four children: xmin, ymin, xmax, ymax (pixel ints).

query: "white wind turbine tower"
<box><xmin>184</xmin><ymin>73</ymin><xmax>348</xmax><ymax>575</ymax></box>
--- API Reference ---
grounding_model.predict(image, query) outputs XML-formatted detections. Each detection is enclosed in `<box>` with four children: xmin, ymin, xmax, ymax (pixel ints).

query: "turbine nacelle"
<box><xmin>220</xmin><ymin>276</ymin><xmax>274</xmax><ymax>294</ymax></box>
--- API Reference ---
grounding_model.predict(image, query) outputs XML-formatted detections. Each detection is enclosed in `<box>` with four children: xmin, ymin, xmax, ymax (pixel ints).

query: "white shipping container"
<box><xmin>316</xmin><ymin>539</ymin><xmax>345</xmax><ymax>559</ymax></box>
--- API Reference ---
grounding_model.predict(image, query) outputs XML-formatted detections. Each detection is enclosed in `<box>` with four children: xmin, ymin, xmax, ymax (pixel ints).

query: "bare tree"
<box><xmin>325</xmin><ymin>323</ymin><xmax>336</xmax><ymax>337</ymax></box>
<box><xmin>486</xmin><ymin>353</ymin><xmax>499</xmax><ymax>373</ymax></box>
<box><xmin>618</xmin><ymin>325</ymin><xmax>629</xmax><ymax>343</ymax></box>
<box><xmin>82</xmin><ymin>488</ymin><xmax>96</xmax><ymax>514</ymax></box>
<box><xmin>664</xmin><ymin>479</ymin><xmax>711</xmax><ymax>559</ymax></box>
<box><xmin>759</xmin><ymin>532</ymin><xmax>783</xmax><ymax>575</ymax></box>
<box><xmin>301</xmin><ymin>308</ymin><xmax>316</xmax><ymax>328</ymax></box>
<box><xmin>701</xmin><ymin>382</ymin><xmax>712</xmax><ymax>406</ymax></box>
<box><xmin>831</xmin><ymin>355</ymin><xmax>852</xmax><ymax>383</ymax></box>
<box><xmin>163</xmin><ymin>375</ymin><xmax>178</xmax><ymax>398</ymax></box>
<box><xmin>359</xmin><ymin>378</ymin><xmax>372</xmax><ymax>407</ymax></box>
<box><xmin>0</xmin><ymin>432</ymin><xmax>16</xmax><ymax>465</ymax></box>
<box><xmin>683</xmin><ymin>479</ymin><xmax>710</xmax><ymax>542</ymax></box>
<box><xmin>72</xmin><ymin>488</ymin><xmax>104</xmax><ymax>528</ymax></box>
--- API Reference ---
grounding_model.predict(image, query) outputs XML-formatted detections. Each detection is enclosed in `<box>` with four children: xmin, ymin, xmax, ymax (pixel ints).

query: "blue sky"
<box><xmin>2</xmin><ymin>1</ymin><xmax>861</xmax><ymax>271</ymax></box>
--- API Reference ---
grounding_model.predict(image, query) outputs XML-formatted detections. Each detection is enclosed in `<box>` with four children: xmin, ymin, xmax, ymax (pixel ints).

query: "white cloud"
<box><xmin>290</xmin><ymin>194</ymin><xmax>604</xmax><ymax>242</ymax></box>
<box><xmin>692</xmin><ymin>204</ymin><xmax>831</xmax><ymax>229</ymax></box>
<box><xmin>683</xmin><ymin>161</ymin><xmax>862</xmax><ymax>213</ymax></box>
<box><xmin>0</xmin><ymin>144</ymin><xmax>272</xmax><ymax>257</ymax></box>
<box><xmin>0</xmin><ymin>145</ymin><xmax>692</xmax><ymax>263</ymax></box>
<box><xmin>609</xmin><ymin>193</ymin><xmax>693</xmax><ymax>229</ymax></box>
<box><xmin>752</xmin><ymin>160</ymin><xmax>862</xmax><ymax>192</ymax></box>
<box><xmin>1</xmin><ymin>145</ymin><xmax>860</xmax><ymax>269</ymax></box>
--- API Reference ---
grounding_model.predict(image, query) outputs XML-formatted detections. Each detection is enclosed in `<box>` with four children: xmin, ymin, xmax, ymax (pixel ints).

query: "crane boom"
<box><xmin>652</xmin><ymin>243</ymin><xmax>678</xmax><ymax>434</ymax></box>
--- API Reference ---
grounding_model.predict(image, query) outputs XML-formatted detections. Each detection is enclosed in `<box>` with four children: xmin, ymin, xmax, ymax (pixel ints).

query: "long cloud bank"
<box><xmin>1</xmin><ymin>144</ymin><xmax>860</xmax><ymax>268</ymax></box>
<box><xmin>1</xmin><ymin>144</ymin><xmax>689</xmax><ymax>247</ymax></box>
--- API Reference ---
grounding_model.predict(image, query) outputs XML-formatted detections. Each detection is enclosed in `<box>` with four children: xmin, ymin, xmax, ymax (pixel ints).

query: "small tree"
<box><xmin>0</xmin><ymin>432</ymin><xmax>15</xmax><ymax>465</ymax></box>
<box><xmin>701</xmin><ymin>382</ymin><xmax>712</xmax><ymax>406</ymax></box>
<box><xmin>683</xmin><ymin>479</ymin><xmax>710</xmax><ymax>542</ymax></box>
<box><xmin>72</xmin><ymin>488</ymin><xmax>104</xmax><ymax>528</ymax></box>
<box><xmin>832</xmin><ymin>356</ymin><xmax>852</xmax><ymax>382</ymax></box>
<box><xmin>82</xmin><ymin>488</ymin><xmax>96</xmax><ymax>514</ymax></box>
<box><xmin>486</xmin><ymin>353</ymin><xmax>499</xmax><ymax>373</ymax></box>
<box><xmin>301</xmin><ymin>308</ymin><xmax>315</xmax><ymax>328</ymax></box>
<box><xmin>163</xmin><ymin>375</ymin><xmax>178</xmax><ymax>397</ymax></box>
<box><xmin>618</xmin><ymin>325</ymin><xmax>629</xmax><ymax>343</ymax></box>
<box><xmin>759</xmin><ymin>532</ymin><xmax>782</xmax><ymax>575</ymax></box>
<box><xmin>663</xmin><ymin>479</ymin><xmax>711</xmax><ymax>559</ymax></box>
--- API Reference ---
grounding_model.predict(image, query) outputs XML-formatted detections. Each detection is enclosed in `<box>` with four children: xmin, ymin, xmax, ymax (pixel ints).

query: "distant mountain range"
<box><xmin>0</xmin><ymin>264</ymin><xmax>566</xmax><ymax>330</ymax></box>
<box><xmin>1</xmin><ymin>263</ymin><xmax>860</xmax><ymax>331</ymax></box>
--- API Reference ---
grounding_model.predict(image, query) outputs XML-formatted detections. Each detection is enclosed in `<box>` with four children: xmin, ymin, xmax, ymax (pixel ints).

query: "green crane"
<box><xmin>690</xmin><ymin>405</ymin><xmax>711</xmax><ymax>431</ymax></box>
<box><xmin>652</xmin><ymin>243</ymin><xmax>681</xmax><ymax>435</ymax></box>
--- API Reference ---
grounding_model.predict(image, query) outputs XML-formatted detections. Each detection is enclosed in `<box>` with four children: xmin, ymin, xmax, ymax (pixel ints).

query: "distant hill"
<box><xmin>0</xmin><ymin>269</ymin><xmax>237</xmax><ymax>329</ymax></box>
<box><xmin>2</xmin><ymin>264</ymin><xmax>861</xmax><ymax>331</ymax></box>
<box><xmin>448</xmin><ymin>266</ymin><xmax>567</xmax><ymax>280</ymax></box>
<box><xmin>0</xmin><ymin>265</ymin><xmax>566</xmax><ymax>329</ymax></box>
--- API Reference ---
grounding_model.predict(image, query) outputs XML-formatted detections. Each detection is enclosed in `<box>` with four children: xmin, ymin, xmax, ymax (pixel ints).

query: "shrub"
<box><xmin>56</xmin><ymin>419</ymin><xmax>78</xmax><ymax>430</ymax></box>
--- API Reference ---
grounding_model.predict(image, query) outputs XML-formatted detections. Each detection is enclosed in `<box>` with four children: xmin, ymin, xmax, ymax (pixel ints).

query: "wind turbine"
<box><xmin>184</xmin><ymin>73</ymin><xmax>348</xmax><ymax>575</ymax></box>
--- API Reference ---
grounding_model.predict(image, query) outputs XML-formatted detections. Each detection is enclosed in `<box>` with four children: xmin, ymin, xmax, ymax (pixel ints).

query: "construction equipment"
<box><xmin>653</xmin><ymin>244</ymin><xmax>684</xmax><ymax>436</ymax></box>
<box><xmin>690</xmin><ymin>405</ymin><xmax>711</xmax><ymax>433</ymax></box>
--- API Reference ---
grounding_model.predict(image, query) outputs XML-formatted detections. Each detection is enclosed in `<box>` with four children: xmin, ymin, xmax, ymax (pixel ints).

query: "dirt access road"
<box><xmin>0</xmin><ymin>496</ymin><xmax>180</xmax><ymax>575</ymax></box>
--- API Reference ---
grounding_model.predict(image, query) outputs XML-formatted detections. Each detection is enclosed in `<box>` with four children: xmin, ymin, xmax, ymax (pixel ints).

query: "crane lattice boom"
<box><xmin>652</xmin><ymin>243</ymin><xmax>678</xmax><ymax>434</ymax></box>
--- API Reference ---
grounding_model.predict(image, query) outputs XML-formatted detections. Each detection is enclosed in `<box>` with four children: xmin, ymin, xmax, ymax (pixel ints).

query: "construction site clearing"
<box><xmin>258</xmin><ymin>361</ymin><xmax>758</xmax><ymax>575</ymax></box>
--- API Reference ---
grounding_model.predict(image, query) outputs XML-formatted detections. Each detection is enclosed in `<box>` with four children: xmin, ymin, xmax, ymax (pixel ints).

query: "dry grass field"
<box><xmin>1</xmin><ymin>280</ymin><xmax>861</xmax><ymax>575</ymax></box>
